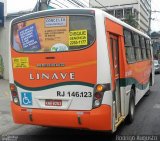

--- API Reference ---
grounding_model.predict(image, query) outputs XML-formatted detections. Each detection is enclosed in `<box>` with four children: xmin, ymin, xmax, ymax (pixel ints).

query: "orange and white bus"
<box><xmin>9</xmin><ymin>8</ymin><xmax>154</xmax><ymax>133</ymax></box>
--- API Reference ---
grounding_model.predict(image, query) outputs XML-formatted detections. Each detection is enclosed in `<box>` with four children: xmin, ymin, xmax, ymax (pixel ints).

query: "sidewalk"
<box><xmin>0</xmin><ymin>79</ymin><xmax>10</xmax><ymax>98</ymax></box>
<box><xmin>0</xmin><ymin>79</ymin><xmax>18</xmax><ymax>135</ymax></box>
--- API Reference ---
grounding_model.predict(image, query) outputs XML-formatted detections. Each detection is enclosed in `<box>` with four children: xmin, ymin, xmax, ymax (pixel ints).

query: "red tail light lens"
<box><xmin>11</xmin><ymin>91</ymin><xmax>18</xmax><ymax>97</ymax></box>
<box><xmin>10</xmin><ymin>84</ymin><xmax>16</xmax><ymax>91</ymax></box>
<box><xmin>10</xmin><ymin>84</ymin><xmax>20</xmax><ymax>105</ymax></box>
<box><xmin>94</xmin><ymin>92</ymin><xmax>102</xmax><ymax>99</ymax></box>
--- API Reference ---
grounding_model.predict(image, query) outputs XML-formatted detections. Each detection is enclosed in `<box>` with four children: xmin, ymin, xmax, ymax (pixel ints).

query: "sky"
<box><xmin>6</xmin><ymin>0</ymin><xmax>160</xmax><ymax>32</ymax></box>
<box><xmin>151</xmin><ymin>0</ymin><xmax>160</xmax><ymax>32</ymax></box>
<box><xmin>7</xmin><ymin>0</ymin><xmax>37</xmax><ymax>13</ymax></box>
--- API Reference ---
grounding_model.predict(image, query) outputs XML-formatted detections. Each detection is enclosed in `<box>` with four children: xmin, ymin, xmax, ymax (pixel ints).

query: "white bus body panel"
<box><xmin>95</xmin><ymin>11</ymin><xmax>112</xmax><ymax>107</ymax></box>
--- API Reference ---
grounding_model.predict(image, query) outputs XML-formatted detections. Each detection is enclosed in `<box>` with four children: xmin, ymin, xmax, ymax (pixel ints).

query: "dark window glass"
<box><xmin>140</xmin><ymin>37</ymin><xmax>145</xmax><ymax>48</ymax></box>
<box><xmin>142</xmin><ymin>48</ymin><xmax>147</xmax><ymax>59</ymax></box>
<box><xmin>133</xmin><ymin>33</ymin><xmax>142</xmax><ymax>61</ymax></box>
<box><xmin>134</xmin><ymin>34</ymin><xmax>140</xmax><ymax>47</ymax></box>
<box><xmin>124</xmin><ymin>8</ymin><xmax>132</xmax><ymax>18</ymax></box>
<box><xmin>124</xmin><ymin>30</ymin><xmax>133</xmax><ymax>47</ymax></box>
<box><xmin>147</xmin><ymin>49</ymin><xmax>151</xmax><ymax>58</ymax></box>
<box><xmin>124</xmin><ymin>30</ymin><xmax>135</xmax><ymax>63</ymax></box>
<box><xmin>135</xmin><ymin>48</ymin><xmax>142</xmax><ymax>61</ymax></box>
<box><xmin>146</xmin><ymin>39</ymin><xmax>151</xmax><ymax>58</ymax></box>
<box><xmin>115</xmin><ymin>9</ymin><xmax>123</xmax><ymax>18</ymax></box>
<box><xmin>146</xmin><ymin>39</ymin><xmax>150</xmax><ymax>49</ymax></box>
<box><xmin>140</xmin><ymin>37</ymin><xmax>147</xmax><ymax>60</ymax></box>
<box><xmin>69</xmin><ymin>16</ymin><xmax>96</xmax><ymax>50</ymax></box>
<box><xmin>126</xmin><ymin>47</ymin><xmax>136</xmax><ymax>63</ymax></box>
<box><xmin>107</xmin><ymin>10</ymin><xmax>114</xmax><ymax>16</ymax></box>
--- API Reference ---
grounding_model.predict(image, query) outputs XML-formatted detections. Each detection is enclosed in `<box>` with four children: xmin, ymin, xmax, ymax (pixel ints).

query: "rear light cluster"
<box><xmin>92</xmin><ymin>84</ymin><xmax>111</xmax><ymax>108</ymax></box>
<box><xmin>10</xmin><ymin>84</ymin><xmax>20</xmax><ymax>105</ymax></box>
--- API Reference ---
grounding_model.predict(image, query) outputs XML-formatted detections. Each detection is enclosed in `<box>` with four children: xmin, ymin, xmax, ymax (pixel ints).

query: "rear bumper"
<box><xmin>11</xmin><ymin>102</ymin><xmax>112</xmax><ymax>131</ymax></box>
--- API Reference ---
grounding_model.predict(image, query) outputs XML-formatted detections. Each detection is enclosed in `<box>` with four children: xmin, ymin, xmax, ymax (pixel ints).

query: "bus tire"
<box><xmin>145</xmin><ymin>75</ymin><xmax>152</xmax><ymax>96</ymax></box>
<box><xmin>126</xmin><ymin>89</ymin><xmax>135</xmax><ymax>124</ymax></box>
<box><xmin>145</xmin><ymin>90</ymin><xmax>150</xmax><ymax>96</ymax></box>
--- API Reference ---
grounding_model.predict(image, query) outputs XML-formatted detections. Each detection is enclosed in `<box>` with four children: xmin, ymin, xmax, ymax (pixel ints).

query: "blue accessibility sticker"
<box><xmin>21</xmin><ymin>92</ymin><xmax>32</xmax><ymax>105</ymax></box>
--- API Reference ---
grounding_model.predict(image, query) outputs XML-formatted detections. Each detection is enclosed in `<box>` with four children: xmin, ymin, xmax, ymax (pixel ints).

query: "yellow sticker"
<box><xmin>12</xmin><ymin>57</ymin><xmax>29</xmax><ymax>68</ymax></box>
<box><xmin>69</xmin><ymin>30</ymin><xmax>88</xmax><ymax>46</ymax></box>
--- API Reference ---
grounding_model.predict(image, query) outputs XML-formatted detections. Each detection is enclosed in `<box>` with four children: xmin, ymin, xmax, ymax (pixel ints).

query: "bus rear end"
<box><xmin>9</xmin><ymin>9</ymin><xmax>112</xmax><ymax>131</ymax></box>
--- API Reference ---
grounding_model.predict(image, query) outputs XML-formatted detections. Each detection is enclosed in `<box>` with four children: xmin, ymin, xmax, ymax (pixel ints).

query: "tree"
<box><xmin>151</xmin><ymin>32</ymin><xmax>160</xmax><ymax>38</ymax></box>
<box><xmin>124</xmin><ymin>14</ymin><xmax>138</xmax><ymax>28</ymax></box>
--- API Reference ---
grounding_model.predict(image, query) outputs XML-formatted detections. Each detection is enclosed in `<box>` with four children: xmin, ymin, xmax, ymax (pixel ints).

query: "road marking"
<box><xmin>153</xmin><ymin>104</ymin><xmax>160</xmax><ymax>109</ymax></box>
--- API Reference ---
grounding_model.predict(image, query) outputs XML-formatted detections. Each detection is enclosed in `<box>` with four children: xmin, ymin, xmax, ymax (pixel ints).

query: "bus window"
<box><xmin>140</xmin><ymin>37</ymin><xmax>147</xmax><ymax>60</ymax></box>
<box><xmin>12</xmin><ymin>16</ymin><xmax>96</xmax><ymax>52</ymax></box>
<box><xmin>146</xmin><ymin>39</ymin><xmax>151</xmax><ymax>59</ymax></box>
<box><xmin>124</xmin><ymin>29</ymin><xmax>135</xmax><ymax>63</ymax></box>
<box><xmin>133</xmin><ymin>33</ymin><xmax>142</xmax><ymax>61</ymax></box>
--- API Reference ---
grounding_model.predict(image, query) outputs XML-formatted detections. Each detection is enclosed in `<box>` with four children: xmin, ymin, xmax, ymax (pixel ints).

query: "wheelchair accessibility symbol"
<box><xmin>21</xmin><ymin>92</ymin><xmax>32</xmax><ymax>105</ymax></box>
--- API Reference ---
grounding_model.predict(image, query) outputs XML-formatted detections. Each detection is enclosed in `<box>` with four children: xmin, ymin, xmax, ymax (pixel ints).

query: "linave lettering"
<box><xmin>29</xmin><ymin>72</ymin><xmax>75</xmax><ymax>80</ymax></box>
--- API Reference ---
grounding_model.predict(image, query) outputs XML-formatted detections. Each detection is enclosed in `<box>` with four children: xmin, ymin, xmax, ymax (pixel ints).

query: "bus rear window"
<box><xmin>12</xmin><ymin>15</ymin><xmax>96</xmax><ymax>52</ymax></box>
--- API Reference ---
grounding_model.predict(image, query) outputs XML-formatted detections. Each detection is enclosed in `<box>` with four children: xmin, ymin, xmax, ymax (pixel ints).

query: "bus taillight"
<box><xmin>94</xmin><ymin>92</ymin><xmax>103</xmax><ymax>99</ymax></box>
<box><xmin>93</xmin><ymin>84</ymin><xmax>104</xmax><ymax>108</ymax></box>
<box><xmin>96</xmin><ymin>84</ymin><xmax>104</xmax><ymax>92</ymax></box>
<box><xmin>10</xmin><ymin>84</ymin><xmax>16</xmax><ymax>91</ymax></box>
<box><xmin>10</xmin><ymin>84</ymin><xmax>20</xmax><ymax>105</ymax></box>
<box><xmin>93</xmin><ymin>84</ymin><xmax>111</xmax><ymax>108</ymax></box>
<box><xmin>93</xmin><ymin>92</ymin><xmax>104</xmax><ymax>107</ymax></box>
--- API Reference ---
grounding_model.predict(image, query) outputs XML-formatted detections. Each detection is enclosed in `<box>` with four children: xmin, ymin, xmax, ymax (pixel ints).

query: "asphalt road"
<box><xmin>0</xmin><ymin>75</ymin><xmax>160</xmax><ymax>141</ymax></box>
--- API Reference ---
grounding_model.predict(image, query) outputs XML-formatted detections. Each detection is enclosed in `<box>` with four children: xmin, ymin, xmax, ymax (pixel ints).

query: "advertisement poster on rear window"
<box><xmin>12</xmin><ymin>15</ymin><xmax>95</xmax><ymax>52</ymax></box>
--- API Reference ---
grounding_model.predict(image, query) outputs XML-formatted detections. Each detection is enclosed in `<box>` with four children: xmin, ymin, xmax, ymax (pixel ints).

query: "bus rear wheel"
<box><xmin>126</xmin><ymin>89</ymin><xmax>135</xmax><ymax>124</ymax></box>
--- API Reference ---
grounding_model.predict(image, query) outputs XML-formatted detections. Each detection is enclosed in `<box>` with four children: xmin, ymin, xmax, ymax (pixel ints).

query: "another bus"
<box><xmin>9</xmin><ymin>8</ymin><xmax>154</xmax><ymax>133</ymax></box>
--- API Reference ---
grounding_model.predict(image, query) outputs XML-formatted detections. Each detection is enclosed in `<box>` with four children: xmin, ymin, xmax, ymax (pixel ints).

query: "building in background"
<box><xmin>48</xmin><ymin>0</ymin><xmax>89</xmax><ymax>9</ymax></box>
<box><xmin>151</xmin><ymin>32</ymin><xmax>160</xmax><ymax>59</ymax></box>
<box><xmin>0</xmin><ymin>0</ymin><xmax>7</xmax><ymax>26</ymax></box>
<box><xmin>90</xmin><ymin>0</ymin><xmax>151</xmax><ymax>34</ymax></box>
<box><xmin>0</xmin><ymin>0</ymin><xmax>4</xmax><ymax>27</ymax></box>
<box><xmin>33</xmin><ymin>0</ymin><xmax>89</xmax><ymax>11</ymax></box>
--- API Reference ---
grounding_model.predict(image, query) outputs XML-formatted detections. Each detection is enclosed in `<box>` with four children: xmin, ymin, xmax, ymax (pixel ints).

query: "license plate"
<box><xmin>45</xmin><ymin>100</ymin><xmax>62</xmax><ymax>106</ymax></box>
